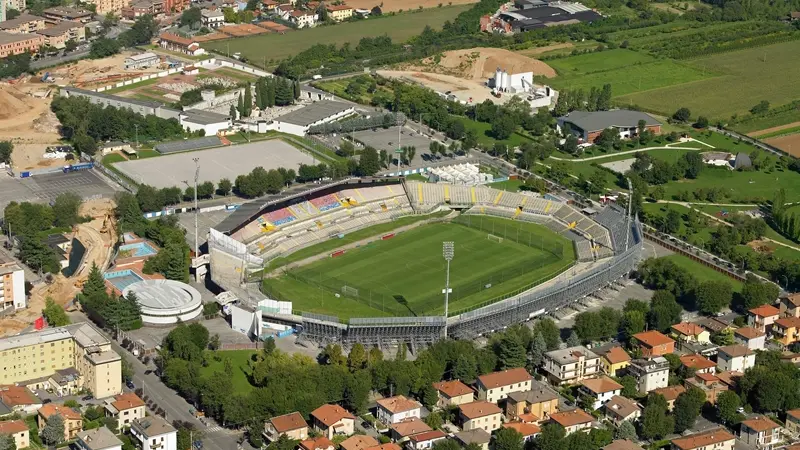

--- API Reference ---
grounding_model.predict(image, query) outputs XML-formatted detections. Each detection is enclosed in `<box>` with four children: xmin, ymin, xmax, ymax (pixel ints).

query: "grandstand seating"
<box><xmin>575</xmin><ymin>240</ymin><xmax>594</xmax><ymax>262</ymax></box>
<box><xmin>310</xmin><ymin>194</ymin><xmax>341</xmax><ymax>212</ymax></box>
<box><xmin>266</xmin><ymin>208</ymin><xmax>297</xmax><ymax>226</ymax></box>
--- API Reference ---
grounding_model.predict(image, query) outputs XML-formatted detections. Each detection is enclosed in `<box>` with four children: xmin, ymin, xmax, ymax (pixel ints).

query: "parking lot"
<box><xmin>177</xmin><ymin>208</ymin><xmax>234</xmax><ymax>251</ymax></box>
<box><xmin>0</xmin><ymin>169</ymin><xmax>121</xmax><ymax>217</ymax></box>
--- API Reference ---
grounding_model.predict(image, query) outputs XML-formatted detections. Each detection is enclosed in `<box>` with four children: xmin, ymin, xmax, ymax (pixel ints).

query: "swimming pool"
<box><xmin>120</xmin><ymin>241</ymin><xmax>158</xmax><ymax>258</ymax></box>
<box><xmin>104</xmin><ymin>269</ymin><xmax>145</xmax><ymax>292</ymax></box>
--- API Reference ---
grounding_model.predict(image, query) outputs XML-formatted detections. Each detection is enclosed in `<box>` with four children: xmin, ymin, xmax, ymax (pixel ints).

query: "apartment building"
<box><xmin>603</xmin><ymin>395</ymin><xmax>641</xmax><ymax>426</ymax></box>
<box><xmin>633</xmin><ymin>331</ymin><xmax>675</xmax><ymax>358</ymax></box>
<box><xmin>627</xmin><ymin>357</ymin><xmax>669</xmax><ymax>395</ymax></box>
<box><xmin>82</xmin><ymin>0</ymin><xmax>129</xmax><ymax>14</ymax></box>
<box><xmin>36</xmin><ymin>21</ymin><xmax>86</xmax><ymax>49</ymax></box>
<box><xmin>389</xmin><ymin>418</ymin><xmax>431</xmax><ymax>442</ymax></box>
<box><xmin>76</xmin><ymin>426</ymin><xmax>123</xmax><ymax>450</ymax></box>
<box><xmin>679</xmin><ymin>354</ymin><xmax>716</xmax><ymax>375</ymax></box>
<box><xmin>596</xmin><ymin>346</ymin><xmax>631</xmax><ymax>377</ymax></box>
<box><xmin>42</xmin><ymin>6</ymin><xmax>93</xmax><ymax>23</ymax></box>
<box><xmin>748</xmin><ymin>304</ymin><xmax>780</xmax><ymax>333</ymax></box>
<box><xmin>779</xmin><ymin>293</ymin><xmax>800</xmax><ymax>318</ymax></box>
<box><xmin>0</xmin><ymin>14</ymin><xmax>46</xmax><ymax>33</ymax></box>
<box><xmin>130</xmin><ymin>416</ymin><xmax>177</xmax><ymax>450</ymax></box>
<box><xmin>543</xmin><ymin>346</ymin><xmax>600</xmax><ymax>385</ymax></box>
<box><xmin>105</xmin><ymin>393</ymin><xmax>146</xmax><ymax>430</ymax></box>
<box><xmin>459</xmin><ymin>401</ymin><xmax>502</xmax><ymax>433</ymax></box>
<box><xmin>578</xmin><ymin>376</ymin><xmax>623</xmax><ymax>410</ymax></box>
<box><xmin>376</xmin><ymin>396</ymin><xmax>421</xmax><ymax>425</ymax></box>
<box><xmin>786</xmin><ymin>409</ymin><xmax>800</xmax><ymax>436</ymax></box>
<box><xmin>734</xmin><ymin>327</ymin><xmax>766</xmax><ymax>350</ymax></box>
<box><xmin>0</xmin><ymin>323</ymin><xmax>121</xmax><ymax>399</ymax></box>
<box><xmin>432</xmin><ymin>380</ymin><xmax>474</xmax><ymax>408</ymax></box>
<box><xmin>38</xmin><ymin>404</ymin><xmax>83</xmax><ymax>441</ymax></box>
<box><xmin>0</xmin><ymin>255</ymin><xmax>25</xmax><ymax>311</ymax></box>
<box><xmin>685</xmin><ymin>373</ymin><xmax>728</xmax><ymax>405</ymax></box>
<box><xmin>505</xmin><ymin>380</ymin><xmax>559</xmax><ymax>422</ymax></box>
<box><xmin>670</xmin><ymin>322</ymin><xmax>710</xmax><ymax>345</ymax></box>
<box><xmin>671</xmin><ymin>428</ymin><xmax>735</xmax><ymax>450</ymax></box>
<box><xmin>476</xmin><ymin>368</ymin><xmax>531</xmax><ymax>403</ymax></box>
<box><xmin>200</xmin><ymin>8</ymin><xmax>224</xmax><ymax>28</ymax></box>
<box><xmin>548</xmin><ymin>409</ymin><xmax>593</xmax><ymax>435</ymax></box>
<box><xmin>739</xmin><ymin>416</ymin><xmax>781</xmax><ymax>449</ymax></box>
<box><xmin>652</xmin><ymin>385</ymin><xmax>685</xmax><ymax>411</ymax></box>
<box><xmin>773</xmin><ymin>316</ymin><xmax>800</xmax><ymax>347</ymax></box>
<box><xmin>325</xmin><ymin>4</ymin><xmax>353</xmax><ymax>21</ymax></box>
<box><xmin>717</xmin><ymin>345</ymin><xmax>755</xmax><ymax>373</ymax></box>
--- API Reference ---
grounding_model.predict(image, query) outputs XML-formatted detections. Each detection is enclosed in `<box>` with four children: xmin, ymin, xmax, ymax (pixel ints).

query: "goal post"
<box><xmin>341</xmin><ymin>285</ymin><xmax>359</xmax><ymax>297</ymax></box>
<box><xmin>487</xmin><ymin>234</ymin><xmax>503</xmax><ymax>243</ymax></box>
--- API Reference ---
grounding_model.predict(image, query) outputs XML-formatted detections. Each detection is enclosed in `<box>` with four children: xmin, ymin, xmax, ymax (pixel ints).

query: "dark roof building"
<box><xmin>735</xmin><ymin>152</ymin><xmax>752</xmax><ymax>170</ymax></box>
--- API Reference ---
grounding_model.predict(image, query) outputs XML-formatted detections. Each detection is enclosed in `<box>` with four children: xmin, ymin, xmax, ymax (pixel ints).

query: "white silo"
<box><xmin>494</xmin><ymin>67</ymin><xmax>502</xmax><ymax>89</ymax></box>
<box><xmin>502</xmin><ymin>70</ymin><xmax>510</xmax><ymax>91</ymax></box>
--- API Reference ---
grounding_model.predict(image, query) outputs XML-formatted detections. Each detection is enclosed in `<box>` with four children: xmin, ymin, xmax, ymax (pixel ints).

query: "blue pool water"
<box><xmin>120</xmin><ymin>241</ymin><xmax>158</xmax><ymax>257</ymax></box>
<box><xmin>104</xmin><ymin>269</ymin><xmax>144</xmax><ymax>291</ymax></box>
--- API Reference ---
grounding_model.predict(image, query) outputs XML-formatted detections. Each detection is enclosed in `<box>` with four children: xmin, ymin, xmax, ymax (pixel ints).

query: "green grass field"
<box><xmin>204</xmin><ymin>6</ymin><xmax>471</xmax><ymax>65</ymax></box>
<box><xmin>199</xmin><ymin>350</ymin><xmax>257</xmax><ymax>391</ymax></box>
<box><xmin>263</xmin><ymin>217</ymin><xmax>574</xmax><ymax>320</ymax></box>
<box><xmin>663</xmin><ymin>254</ymin><xmax>743</xmax><ymax>291</ymax></box>
<box><xmin>547</xmin><ymin>49</ymin><xmax>656</xmax><ymax>75</ymax></box>
<box><xmin>458</xmin><ymin>118</ymin><xmax>534</xmax><ymax>147</ymax></box>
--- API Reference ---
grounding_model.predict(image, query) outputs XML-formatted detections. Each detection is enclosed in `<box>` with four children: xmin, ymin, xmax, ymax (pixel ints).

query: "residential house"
<box><xmin>670</xmin><ymin>428</ymin><xmax>735</xmax><ymax>450</ymax></box>
<box><xmin>773</xmin><ymin>316</ymin><xmax>800</xmax><ymax>347</ymax></box>
<box><xmin>459</xmin><ymin>401</ymin><xmax>502</xmax><ymax>433</ymax></box>
<box><xmin>717</xmin><ymin>345</ymin><xmax>755</xmax><ymax>372</ymax></box>
<box><xmin>432</xmin><ymin>380</ymin><xmax>474</xmax><ymax>408</ymax></box>
<box><xmin>734</xmin><ymin>327</ymin><xmax>766</xmax><ymax>350</ymax></box>
<box><xmin>549</xmin><ymin>409</ymin><xmax>593</xmax><ymax>435</ymax></box>
<box><xmin>130</xmin><ymin>416</ymin><xmax>177</xmax><ymax>450</ymax></box>
<box><xmin>604</xmin><ymin>395</ymin><xmax>641</xmax><ymax>426</ymax></box>
<box><xmin>748</xmin><ymin>304</ymin><xmax>780</xmax><ymax>333</ymax></box>
<box><xmin>104</xmin><ymin>393</ymin><xmax>146</xmax><ymax>430</ymax></box>
<box><xmin>340</xmin><ymin>435</ymin><xmax>379</xmax><ymax>450</ymax></box>
<box><xmin>406</xmin><ymin>430</ymin><xmax>446</xmax><ymax>450</ymax></box>
<box><xmin>652</xmin><ymin>385</ymin><xmax>686</xmax><ymax>411</ymax></box>
<box><xmin>289</xmin><ymin>10</ymin><xmax>317</xmax><ymax>27</ymax></box>
<box><xmin>685</xmin><ymin>373</ymin><xmax>728</xmax><ymax>405</ymax></box>
<box><xmin>557</xmin><ymin>110</ymin><xmax>661</xmax><ymax>143</ymax></box>
<box><xmin>263</xmin><ymin>412</ymin><xmax>308</xmax><ymax>442</ymax></box>
<box><xmin>543</xmin><ymin>346</ymin><xmax>600</xmax><ymax>385</ymax></box>
<box><xmin>476</xmin><ymin>367</ymin><xmax>531</xmax><ymax>403</ymax></box>
<box><xmin>310</xmin><ymin>404</ymin><xmax>355</xmax><ymax>439</ymax></box>
<box><xmin>0</xmin><ymin>385</ymin><xmax>41</xmax><ymax>415</ymax></box>
<box><xmin>390</xmin><ymin>418</ymin><xmax>431</xmax><ymax>443</ymax></box>
<box><xmin>76</xmin><ymin>426</ymin><xmax>123</xmax><ymax>450</ymax></box>
<box><xmin>0</xmin><ymin>31</ymin><xmax>44</xmax><ymax>58</ymax></box>
<box><xmin>627</xmin><ymin>357</ymin><xmax>670</xmax><ymax>394</ymax></box>
<box><xmin>604</xmin><ymin>440</ymin><xmax>641</xmax><ymax>450</ymax></box>
<box><xmin>739</xmin><ymin>416</ymin><xmax>781</xmax><ymax>449</ymax></box>
<box><xmin>325</xmin><ymin>4</ymin><xmax>353</xmax><ymax>20</ymax></box>
<box><xmin>201</xmin><ymin>9</ymin><xmax>225</xmax><ymax>28</ymax></box>
<box><xmin>670</xmin><ymin>322</ymin><xmax>711</xmax><ymax>345</ymax></box>
<box><xmin>779</xmin><ymin>293</ymin><xmax>800</xmax><ymax>318</ymax></box>
<box><xmin>0</xmin><ymin>14</ymin><xmax>47</xmax><ymax>33</ymax></box>
<box><xmin>159</xmin><ymin>33</ymin><xmax>205</xmax><ymax>56</ymax></box>
<box><xmin>715</xmin><ymin>371</ymin><xmax>742</xmax><ymax>391</ymax></box>
<box><xmin>504</xmin><ymin>380</ymin><xmax>559</xmax><ymax>422</ymax></box>
<box><xmin>453</xmin><ymin>429</ymin><xmax>491</xmax><ymax>450</ymax></box>
<box><xmin>300</xmin><ymin>437</ymin><xmax>335</xmax><ymax>450</ymax></box>
<box><xmin>376</xmin><ymin>396</ymin><xmax>422</xmax><ymax>425</ymax></box>
<box><xmin>502</xmin><ymin>422</ymin><xmax>541</xmax><ymax>442</ymax></box>
<box><xmin>0</xmin><ymin>420</ymin><xmax>29</xmax><ymax>449</ymax></box>
<box><xmin>596</xmin><ymin>346</ymin><xmax>631</xmax><ymax>377</ymax></box>
<box><xmin>679</xmin><ymin>354</ymin><xmax>716</xmax><ymax>374</ymax></box>
<box><xmin>578</xmin><ymin>376</ymin><xmax>623</xmax><ymax>410</ymax></box>
<box><xmin>786</xmin><ymin>409</ymin><xmax>800</xmax><ymax>437</ymax></box>
<box><xmin>694</xmin><ymin>317</ymin><xmax>735</xmax><ymax>334</ymax></box>
<box><xmin>38</xmin><ymin>404</ymin><xmax>83</xmax><ymax>441</ymax></box>
<box><xmin>633</xmin><ymin>331</ymin><xmax>675</xmax><ymax>358</ymax></box>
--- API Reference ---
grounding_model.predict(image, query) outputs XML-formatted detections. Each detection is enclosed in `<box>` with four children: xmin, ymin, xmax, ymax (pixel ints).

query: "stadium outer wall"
<box><xmin>209</xmin><ymin>206</ymin><xmax>644</xmax><ymax>350</ymax></box>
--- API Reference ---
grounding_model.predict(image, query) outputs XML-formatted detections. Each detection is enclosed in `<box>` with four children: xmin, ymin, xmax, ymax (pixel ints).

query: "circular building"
<box><xmin>123</xmin><ymin>279</ymin><xmax>203</xmax><ymax>325</ymax></box>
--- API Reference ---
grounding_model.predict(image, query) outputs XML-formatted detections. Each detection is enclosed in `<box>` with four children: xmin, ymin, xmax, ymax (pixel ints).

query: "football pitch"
<box><xmin>262</xmin><ymin>216</ymin><xmax>575</xmax><ymax>321</ymax></box>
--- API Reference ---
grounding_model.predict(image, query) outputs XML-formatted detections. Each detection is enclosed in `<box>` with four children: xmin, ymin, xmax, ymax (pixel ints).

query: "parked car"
<box><xmin>126</xmin><ymin>380</ymin><xmax>135</xmax><ymax>389</ymax></box>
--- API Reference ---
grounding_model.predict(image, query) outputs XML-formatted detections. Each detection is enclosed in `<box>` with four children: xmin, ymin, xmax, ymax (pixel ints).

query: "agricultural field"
<box><xmin>547</xmin><ymin>49</ymin><xmax>656</xmax><ymax>75</ymax></box>
<box><xmin>204</xmin><ymin>6</ymin><xmax>471</xmax><ymax>65</ymax></box>
<box><xmin>262</xmin><ymin>217</ymin><xmax>575</xmax><ymax>320</ymax></box>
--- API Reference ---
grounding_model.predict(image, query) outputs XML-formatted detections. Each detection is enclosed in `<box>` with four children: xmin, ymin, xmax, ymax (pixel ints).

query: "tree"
<box><xmin>750</xmin><ymin>100</ymin><xmax>770</xmax><ymax>115</ymax></box>
<box><xmin>494</xmin><ymin>426</ymin><xmax>524</xmax><ymax>450</ymax></box>
<box><xmin>243</xmin><ymin>83</ymin><xmax>253</xmax><ymax>118</ymax></box>
<box><xmin>0</xmin><ymin>434</ymin><xmax>16</xmax><ymax>450</ymax></box>
<box><xmin>695</xmin><ymin>116</ymin><xmax>709</xmax><ymax>129</ymax></box>
<box><xmin>716</xmin><ymin>390</ymin><xmax>741</xmax><ymax>424</ymax></box>
<box><xmin>741</xmin><ymin>274</ymin><xmax>780</xmax><ymax>309</ymax></box>
<box><xmin>229</xmin><ymin>103</ymin><xmax>237</xmax><ymax>121</ymax></box>
<box><xmin>424</xmin><ymin>411</ymin><xmax>443</xmax><ymax>430</ymax></box>
<box><xmin>621</xmin><ymin>310</ymin><xmax>646</xmax><ymax>343</ymax></box>
<box><xmin>641</xmin><ymin>393</ymin><xmax>673</xmax><ymax>440</ymax></box>
<box><xmin>42</xmin><ymin>413</ymin><xmax>65</xmax><ymax>445</ymax></box>
<box><xmin>180</xmin><ymin>7</ymin><xmax>202</xmax><ymax>27</ymax></box>
<box><xmin>5</xmin><ymin>8</ymin><xmax>20</xmax><ymax>19</ymax></box>
<box><xmin>695</xmin><ymin>280</ymin><xmax>733</xmax><ymax>314</ymax></box>
<box><xmin>198</xmin><ymin>181</ymin><xmax>215</xmax><ymax>199</ymax></box>
<box><xmin>491</xmin><ymin>114</ymin><xmax>516</xmax><ymax>140</ymax></box>
<box><xmin>648</xmin><ymin>290</ymin><xmax>683</xmax><ymax>332</ymax></box>
<box><xmin>52</xmin><ymin>192</ymin><xmax>82</xmax><ymax>227</ymax></box>
<box><xmin>533</xmin><ymin>319</ymin><xmax>561</xmax><ymax>351</ymax></box>
<box><xmin>0</xmin><ymin>141</ymin><xmax>12</xmax><ymax>164</ymax></box>
<box><xmin>528</xmin><ymin>332</ymin><xmax>547</xmax><ymax>369</ymax></box>
<box><xmin>562</xmin><ymin>134</ymin><xmax>580</xmax><ymax>156</ymax></box>
<box><xmin>619</xmin><ymin>375</ymin><xmax>638</xmax><ymax>399</ymax></box>
<box><xmin>83</xmin><ymin>263</ymin><xmax>107</xmax><ymax>299</ymax></box>
<box><xmin>565</xmin><ymin>330</ymin><xmax>580</xmax><ymax>347</ymax></box>
<box><xmin>121</xmin><ymin>14</ymin><xmax>158</xmax><ymax>46</ymax></box>
<box><xmin>596</xmin><ymin>128</ymin><xmax>622</xmax><ymax>151</ymax></box>
<box><xmin>347</xmin><ymin>343</ymin><xmax>366</xmax><ymax>372</ymax></box>
<box><xmin>614</xmin><ymin>420</ymin><xmax>637</xmax><ymax>441</ymax></box>
<box><xmin>420</xmin><ymin>384</ymin><xmax>439</xmax><ymax>411</ymax></box>
<box><xmin>672</xmin><ymin>107</ymin><xmax>691</xmax><ymax>123</ymax></box>
<box><xmin>497</xmin><ymin>332</ymin><xmax>526</xmax><ymax>370</ymax></box>
<box><xmin>43</xmin><ymin>297</ymin><xmax>70</xmax><ymax>326</ymax></box>
<box><xmin>217</xmin><ymin>178</ymin><xmax>232</xmax><ymax>196</ymax></box>
<box><xmin>358</xmin><ymin>146</ymin><xmax>381</xmax><ymax>176</ymax></box>
<box><xmin>90</xmin><ymin>37</ymin><xmax>120</xmax><ymax>58</ymax></box>
<box><xmin>673</xmin><ymin>387</ymin><xmax>706</xmax><ymax>433</ymax></box>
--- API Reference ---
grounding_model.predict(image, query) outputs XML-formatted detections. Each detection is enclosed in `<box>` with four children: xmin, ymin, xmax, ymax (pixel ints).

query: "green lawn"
<box><xmin>204</xmin><ymin>6</ymin><xmax>471</xmax><ymax>65</ymax></box>
<box><xmin>264</xmin><ymin>217</ymin><xmax>574</xmax><ymax>320</ymax></box>
<box><xmin>488</xmin><ymin>179</ymin><xmax>523</xmax><ymax>191</ymax></box>
<box><xmin>547</xmin><ymin>49</ymin><xmax>656</xmax><ymax>75</ymax></box>
<box><xmin>104</xmin><ymin>77</ymin><xmax>161</xmax><ymax>94</ymax></box>
<box><xmin>102</xmin><ymin>154</ymin><xmax>126</xmax><ymax>164</ymax></box>
<box><xmin>136</xmin><ymin>149</ymin><xmax>161</xmax><ymax>158</ymax></box>
<box><xmin>663</xmin><ymin>254</ymin><xmax>743</xmax><ymax>292</ymax></box>
<box><xmin>459</xmin><ymin>118</ymin><xmax>533</xmax><ymax>147</ymax></box>
<box><xmin>199</xmin><ymin>350</ymin><xmax>257</xmax><ymax>392</ymax></box>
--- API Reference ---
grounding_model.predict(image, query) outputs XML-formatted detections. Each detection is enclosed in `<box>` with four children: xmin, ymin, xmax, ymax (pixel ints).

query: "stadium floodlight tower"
<box><xmin>442</xmin><ymin>241</ymin><xmax>454</xmax><ymax>339</ymax></box>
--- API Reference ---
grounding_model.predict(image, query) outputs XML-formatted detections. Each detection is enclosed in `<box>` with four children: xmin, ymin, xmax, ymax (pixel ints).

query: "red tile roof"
<box><xmin>270</xmin><ymin>412</ymin><xmax>308</xmax><ymax>433</ymax></box>
<box><xmin>741</xmin><ymin>416</ymin><xmax>780</xmax><ymax>432</ymax></box>
<box><xmin>0</xmin><ymin>420</ymin><xmax>28</xmax><ymax>435</ymax></box>
<box><xmin>633</xmin><ymin>330</ymin><xmax>675</xmax><ymax>347</ymax></box>
<box><xmin>775</xmin><ymin>316</ymin><xmax>800</xmax><ymax>329</ymax></box>
<box><xmin>503</xmin><ymin>421</ymin><xmax>541</xmax><ymax>437</ymax></box>
<box><xmin>300</xmin><ymin>437</ymin><xmax>334</xmax><ymax>450</ymax></box>
<box><xmin>671</xmin><ymin>322</ymin><xmax>706</xmax><ymax>336</ymax></box>
<box><xmin>748</xmin><ymin>304</ymin><xmax>779</xmax><ymax>317</ymax></box>
<box><xmin>680</xmin><ymin>354</ymin><xmax>716</xmax><ymax>371</ymax></box>
<box><xmin>408</xmin><ymin>430</ymin><xmax>446</xmax><ymax>443</ymax></box>
<box><xmin>549</xmin><ymin>409</ymin><xmax>593</xmax><ymax>427</ymax></box>
<box><xmin>390</xmin><ymin>418</ymin><xmax>431</xmax><ymax>438</ymax></box>
<box><xmin>340</xmin><ymin>435</ymin><xmax>379</xmax><ymax>450</ymax></box>
<box><xmin>734</xmin><ymin>326</ymin><xmax>765</xmax><ymax>339</ymax></box>
<box><xmin>39</xmin><ymin>404</ymin><xmax>81</xmax><ymax>421</ymax></box>
<box><xmin>653</xmin><ymin>385</ymin><xmax>686</xmax><ymax>402</ymax></box>
<box><xmin>159</xmin><ymin>32</ymin><xmax>194</xmax><ymax>46</ymax></box>
<box><xmin>0</xmin><ymin>385</ymin><xmax>38</xmax><ymax>406</ymax></box>
<box><xmin>719</xmin><ymin>345</ymin><xmax>754</xmax><ymax>358</ymax></box>
<box><xmin>432</xmin><ymin>380</ymin><xmax>473</xmax><ymax>398</ymax></box>
<box><xmin>310</xmin><ymin>404</ymin><xmax>355</xmax><ymax>427</ymax></box>
<box><xmin>580</xmin><ymin>376</ymin><xmax>623</xmax><ymax>395</ymax></box>
<box><xmin>376</xmin><ymin>396</ymin><xmax>421</xmax><ymax>414</ymax></box>
<box><xmin>787</xmin><ymin>409</ymin><xmax>800</xmax><ymax>421</ymax></box>
<box><xmin>715</xmin><ymin>371</ymin><xmax>742</xmax><ymax>388</ymax></box>
<box><xmin>671</xmin><ymin>428</ymin><xmax>734</xmax><ymax>450</ymax></box>
<box><xmin>477</xmin><ymin>368</ymin><xmax>530</xmax><ymax>389</ymax></box>
<box><xmin>112</xmin><ymin>393</ymin><xmax>145</xmax><ymax>411</ymax></box>
<box><xmin>459</xmin><ymin>401</ymin><xmax>502</xmax><ymax>420</ymax></box>
<box><xmin>601</xmin><ymin>346</ymin><xmax>631</xmax><ymax>364</ymax></box>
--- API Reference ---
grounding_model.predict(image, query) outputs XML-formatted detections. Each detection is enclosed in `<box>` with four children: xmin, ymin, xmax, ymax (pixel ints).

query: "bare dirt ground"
<box><xmin>345</xmin><ymin>0</ymin><xmax>478</xmax><ymax>12</ymax></box>
<box><xmin>764</xmin><ymin>133</ymin><xmax>800</xmax><ymax>157</ymax></box>
<box><xmin>747</xmin><ymin>239</ymin><xmax>776</xmax><ymax>254</ymax></box>
<box><xmin>399</xmin><ymin>47</ymin><xmax>556</xmax><ymax>80</ymax></box>
<box><xmin>0</xmin><ymin>198</ymin><xmax>117</xmax><ymax>337</ymax></box>
<box><xmin>517</xmin><ymin>43</ymin><xmax>574</xmax><ymax>57</ymax></box>
<box><xmin>748</xmin><ymin>120</ymin><xmax>800</xmax><ymax>137</ymax></box>
<box><xmin>45</xmin><ymin>51</ymin><xmax>168</xmax><ymax>89</ymax></box>
<box><xmin>0</xmin><ymin>82</ymin><xmax>63</xmax><ymax>171</ymax></box>
<box><xmin>377</xmin><ymin>70</ymin><xmax>498</xmax><ymax>105</ymax></box>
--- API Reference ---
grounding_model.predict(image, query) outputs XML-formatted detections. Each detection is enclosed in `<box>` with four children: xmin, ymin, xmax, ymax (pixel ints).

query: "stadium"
<box><xmin>208</xmin><ymin>177</ymin><xmax>643</xmax><ymax>349</ymax></box>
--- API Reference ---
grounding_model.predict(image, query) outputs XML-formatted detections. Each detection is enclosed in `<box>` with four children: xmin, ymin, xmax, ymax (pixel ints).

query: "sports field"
<box><xmin>203</xmin><ymin>5</ymin><xmax>471</xmax><ymax>65</ymax></box>
<box><xmin>263</xmin><ymin>216</ymin><xmax>575</xmax><ymax>320</ymax></box>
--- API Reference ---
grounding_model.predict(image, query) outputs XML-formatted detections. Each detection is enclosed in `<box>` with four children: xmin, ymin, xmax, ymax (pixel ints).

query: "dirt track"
<box><xmin>0</xmin><ymin>199</ymin><xmax>117</xmax><ymax>337</ymax></box>
<box><xmin>764</xmin><ymin>133</ymin><xmax>800</xmax><ymax>157</ymax></box>
<box><xmin>748</xmin><ymin>120</ymin><xmax>800</xmax><ymax>137</ymax></box>
<box><xmin>345</xmin><ymin>0</ymin><xmax>478</xmax><ymax>12</ymax></box>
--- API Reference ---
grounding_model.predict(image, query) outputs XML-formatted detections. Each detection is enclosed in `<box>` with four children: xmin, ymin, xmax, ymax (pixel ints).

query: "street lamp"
<box><xmin>442</xmin><ymin>241</ymin><xmax>454</xmax><ymax>339</ymax></box>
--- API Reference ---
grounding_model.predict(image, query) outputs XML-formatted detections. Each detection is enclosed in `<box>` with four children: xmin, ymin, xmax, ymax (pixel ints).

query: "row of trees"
<box><xmin>553</xmin><ymin>84</ymin><xmax>613</xmax><ymax>117</ymax></box>
<box><xmin>133</xmin><ymin>181</ymin><xmax>231</xmax><ymax>214</ymax></box>
<box><xmin>89</xmin><ymin>15</ymin><xmax>158</xmax><ymax>59</ymax></box>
